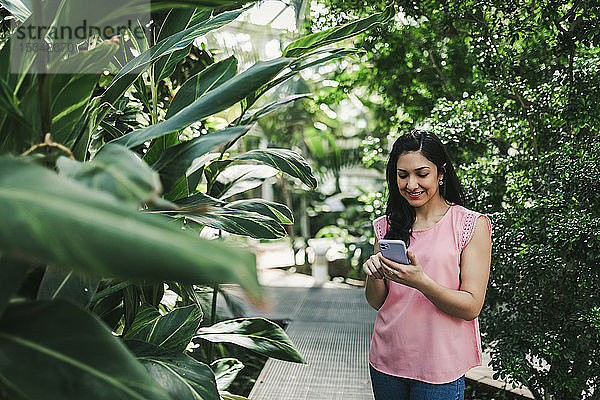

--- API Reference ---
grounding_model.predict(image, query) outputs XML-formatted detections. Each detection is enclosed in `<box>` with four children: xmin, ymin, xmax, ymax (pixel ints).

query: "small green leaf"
<box><xmin>210</xmin><ymin>358</ymin><xmax>244</xmax><ymax>391</ymax></box>
<box><xmin>125</xmin><ymin>303</ymin><xmax>203</xmax><ymax>353</ymax></box>
<box><xmin>196</xmin><ymin>318</ymin><xmax>306</xmax><ymax>363</ymax></box>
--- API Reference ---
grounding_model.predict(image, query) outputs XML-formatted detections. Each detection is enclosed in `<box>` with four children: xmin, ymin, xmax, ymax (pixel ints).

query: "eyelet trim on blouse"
<box><xmin>460</xmin><ymin>212</ymin><xmax>478</xmax><ymax>251</ymax></box>
<box><xmin>373</xmin><ymin>216</ymin><xmax>388</xmax><ymax>240</ymax></box>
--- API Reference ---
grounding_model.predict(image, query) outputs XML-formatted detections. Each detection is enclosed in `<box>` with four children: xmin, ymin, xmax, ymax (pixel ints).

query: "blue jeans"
<box><xmin>369</xmin><ymin>365</ymin><xmax>465</xmax><ymax>400</ymax></box>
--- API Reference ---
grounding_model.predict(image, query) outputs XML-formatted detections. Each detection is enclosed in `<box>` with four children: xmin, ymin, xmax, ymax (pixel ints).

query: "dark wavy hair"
<box><xmin>383</xmin><ymin>130</ymin><xmax>465</xmax><ymax>247</ymax></box>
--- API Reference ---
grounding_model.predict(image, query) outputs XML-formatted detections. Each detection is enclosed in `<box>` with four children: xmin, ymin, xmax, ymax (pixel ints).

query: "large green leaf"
<box><xmin>231</xmin><ymin>148</ymin><xmax>317</xmax><ymax>189</ymax></box>
<box><xmin>37</xmin><ymin>266</ymin><xmax>100</xmax><ymax>308</ymax></box>
<box><xmin>210</xmin><ymin>358</ymin><xmax>244</xmax><ymax>391</ymax></box>
<box><xmin>0</xmin><ymin>300</ymin><xmax>172</xmax><ymax>400</ymax></box>
<box><xmin>101</xmin><ymin>7</ymin><xmax>247</xmax><ymax>107</ymax></box>
<box><xmin>226</xmin><ymin>199</ymin><xmax>293</xmax><ymax>225</ymax></box>
<box><xmin>0</xmin><ymin>255</ymin><xmax>29</xmax><ymax>317</ymax></box>
<box><xmin>110</xmin><ymin>57</ymin><xmax>292</xmax><ymax>149</ymax></box>
<box><xmin>152</xmin><ymin>126</ymin><xmax>250</xmax><ymax>193</ymax></box>
<box><xmin>182</xmin><ymin>207</ymin><xmax>287</xmax><ymax>239</ymax></box>
<box><xmin>172</xmin><ymin>196</ymin><xmax>292</xmax><ymax>226</ymax></box>
<box><xmin>127</xmin><ymin>340</ymin><xmax>219</xmax><ymax>400</ymax></box>
<box><xmin>49</xmin><ymin>43</ymin><xmax>119</xmax><ymax>145</ymax></box>
<box><xmin>213</xmin><ymin>164</ymin><xmax>279</xmax><ymax>200</ymax></box>
<box><xmin>0</xmin><ymin>157</ymin><xmax>261</xmax><ymax>299</ymax></box>
<box><xmin>154</xmin><ymin>8</ymin><xmax>212</xmax><ymax>83</ymax></box>
<box><xmin>237</xmin><ymin>93</ymin><xmax>308</xmax><ymax>125</ymax></box>
<box><xmin>195</xmin><ymin>318</ymin><xmax>306</xmax><ymax>363</ymax></box>
<box><xmin>282</xmin><ymin>4</ymin><xmax>395</xmax><ymax>57</ymax></box>
<box><xmin>124</xmin><ymin>303</ymin><xmax>203</xmax><ymax>353</ymax></box>
<box><xmin>174</xmin><ymin>191</ymin><xmax>224</xmax><ymax>210</ymax></box>
<box><xmin>243</xmin><ymin>48</ymin><xmax>361</xmax><ymax>111</ymax></box>
<box><xmin>166</xmin><ymin>56</ymin><xmax>238</xmax><ymax>119</ymax></box>
<box><xmin>57</xmin><ymin>143</ymin><xmax>162</xmax><ymax>205</ymax></box>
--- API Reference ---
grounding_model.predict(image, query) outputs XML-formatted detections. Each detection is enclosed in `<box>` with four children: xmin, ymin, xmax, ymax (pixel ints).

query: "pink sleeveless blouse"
<box><xmin>369</xmin><ymin>204</ymin><xmax>492</xmax><ymax>384</ymax></box>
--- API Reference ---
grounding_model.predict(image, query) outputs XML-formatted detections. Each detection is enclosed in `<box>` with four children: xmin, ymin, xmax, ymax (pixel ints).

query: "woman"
<box><xmin>363</xmin><ymin>130</ymin><xmax>492</xmax><ymax>400</ymax></box>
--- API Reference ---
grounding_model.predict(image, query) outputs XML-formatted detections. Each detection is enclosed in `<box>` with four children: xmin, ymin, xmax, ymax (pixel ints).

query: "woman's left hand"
<box><xmin>379</xmin><ymin>249</ymin><xmax>427</xmax><ymax>289</ymax></box>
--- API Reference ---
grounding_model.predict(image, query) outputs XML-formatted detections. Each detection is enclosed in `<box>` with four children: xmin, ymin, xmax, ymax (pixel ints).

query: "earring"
<box><xmin>439</xmin><ymin>180</ymin><xmax>444</xmax><ymax>186</ymax></box>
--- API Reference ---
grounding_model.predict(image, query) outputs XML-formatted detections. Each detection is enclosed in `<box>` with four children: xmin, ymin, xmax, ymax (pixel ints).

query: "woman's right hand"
<box><xmin>363</xmin><ymin>253</ymin><xmax>386</xmax><ymax>279</ymax></box>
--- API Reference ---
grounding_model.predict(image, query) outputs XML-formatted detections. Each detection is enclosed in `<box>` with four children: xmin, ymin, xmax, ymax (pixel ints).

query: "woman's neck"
<box><xmin>414</xmin><ymin>196</ymin><xmax>451</xmax><ymax>225</ymax></box>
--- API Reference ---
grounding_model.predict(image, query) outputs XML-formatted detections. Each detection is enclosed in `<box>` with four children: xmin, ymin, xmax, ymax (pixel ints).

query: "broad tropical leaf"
<box><xmin>0</xmin><ymin>300</ymin><xmax>172</xmax><ymax>400</ymax></box>
<box><xmin>210</xmin><ymin>358</ymin><xmax>244</xmax><ymax>391</ymax></box>
<box><xmin>152</xmin><ymin>126</ymin><xmax>250</xmax><ymax>193</ymax></box>
<box><xmin>101</xmin><ymin>7</ymin><xmax>248</xmax><ymax>107</ymax></box>
<box><xmin>166</xmin><ymin>56</ymin><xmax>238</xmax><ymax>119</ymax></box>
<box><xmin>213</xmin><ymin>164</ymin><xmax>279</xmax><ymax>200</ymax></box>
<box><xmin>153</xmin><ymin>8</ymin><xmax>212</xmax><ymax>83</ymax></box>
<box><xmin>0</xmin><ymin>157</ymin><xmax>261</xmax><ymax>299</ymax></box>
<box><xmin>244</xmin><ymin>49</ymin><xmax>362</xmax><ymax>111</ymax></box>
<box><xmin>231</xmin><ymin>148</ymin><xmax>317</xmax><ymax>189</ymax></box>
<box><xmin>237</xmin><ymin>93</ymin><xmax>309</xmax><ymax>125</ymax></box>
<box><xmin>282</xmin><ymin>4</ymin><xmax>395</xmax><ymax>57</ymax></box>
<box><xmin>124</xmin><ymin>303</ymin><xmax>203</xmax><ymax>353</ymax></box>
<box><xmin>195</xmin><ymin>318</ymin><xmax>306</xmax><ymax>363</ymax></box>
<box><xmin>110</xmin><ymin>57</ymin><xmax>292</xmax><ymax>149</ymax></box>
<box><xmin>227</xmin><ymin>199</ymin><xmax>293</xmax><ymax>225</ymax></box>
<box><xmin>127</xmin><ymin>340</ymin><xmax>220</xmax><ymax>400</ymax></box>
<box><xmin>57</xmin><ymin>143</ymin><xmax>161</xmax><ymax>205</ymax></box>
<box><xmin>173</xmin><ymin>191</ymin><xmax>224</xmax><ymax>210</ymax></box>
<box><xmin>182</xmin><ymin>207</ymin><xmax>287</xmax><ymax>239</ymax></box>
<box><xmin>37</xmin><ymin>266</ymin><xmax>100</xmax><ymax>308</ymax></box>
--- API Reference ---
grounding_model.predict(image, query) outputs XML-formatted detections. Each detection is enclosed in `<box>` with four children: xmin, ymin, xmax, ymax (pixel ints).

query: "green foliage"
<box><xmin>0</xmin><ymin>0</ymin><xmax>380</xmax><ymax>398</ymax></box>
<box><xmin>310</xmin><ymin>0</ymin><xmax>600</xmax><ymax>397</ymax></box>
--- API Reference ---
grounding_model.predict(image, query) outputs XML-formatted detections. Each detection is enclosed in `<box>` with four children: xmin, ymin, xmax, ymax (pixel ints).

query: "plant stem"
<box><xmin>207</xmin><ymin>284</ymin><xmax>218</xmax><ymax>362</ymax></box>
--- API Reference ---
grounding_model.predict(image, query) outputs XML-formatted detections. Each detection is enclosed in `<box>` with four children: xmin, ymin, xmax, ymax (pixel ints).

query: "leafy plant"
<box><xmin>0</xmin><ymin>0</ymin><xmax>393</xmax><ymax>398</ymax></box>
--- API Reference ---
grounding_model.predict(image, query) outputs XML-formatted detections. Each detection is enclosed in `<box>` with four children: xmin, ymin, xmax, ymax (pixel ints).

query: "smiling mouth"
<box><xmin>406</xmin><ymin>191</ymin><xmax>424</xmax><ymax>198</ymax></box>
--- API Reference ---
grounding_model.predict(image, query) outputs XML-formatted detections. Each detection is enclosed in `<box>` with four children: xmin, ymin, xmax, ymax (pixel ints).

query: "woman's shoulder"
<box><xmin>451</xmin><ymin>204</ymin><xmax>492</xmax><ymax>250</ymax></box>
<box><xmin>451</xmin><ymin>204</ymin><xmax>487</xmax><ymax>219</ymax></box>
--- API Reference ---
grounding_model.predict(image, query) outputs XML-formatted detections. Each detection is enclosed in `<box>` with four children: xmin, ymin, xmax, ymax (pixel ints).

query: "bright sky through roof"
<box><xmin>242</xmin><ymin>0</ymin><xmax>297</xmax><ymax>31</ymax></box>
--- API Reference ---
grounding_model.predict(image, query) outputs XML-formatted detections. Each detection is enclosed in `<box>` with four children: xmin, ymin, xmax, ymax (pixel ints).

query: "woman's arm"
<box><xmin>363</xmin><ymin>240</ymin><xmax>389</xmax><ymax>310</ymax></box>
<box><xmin>380</xmin><ymin>216</ymin><xmax>492</xmax><ymax>320</ymax></box>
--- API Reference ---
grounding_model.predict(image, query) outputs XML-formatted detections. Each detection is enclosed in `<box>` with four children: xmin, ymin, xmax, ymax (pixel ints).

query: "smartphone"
<box><xmin>378</xmin><ymin>239</ymin><xmax>410</xmax><ymax>264</ymax></box>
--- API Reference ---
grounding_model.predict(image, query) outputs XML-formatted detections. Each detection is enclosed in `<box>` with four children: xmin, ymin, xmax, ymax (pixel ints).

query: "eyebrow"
<box><xmin>397</xmin><ymin>167</ymin><xmax>431</xmax><ymax>172</ymax></box>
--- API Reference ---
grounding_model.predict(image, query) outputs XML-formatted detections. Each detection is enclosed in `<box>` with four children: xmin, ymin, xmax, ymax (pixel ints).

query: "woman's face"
<box><xmin>396</xmin><ymin>151</ymin><xmax>444</xmax><ymax>207</ymax></box>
